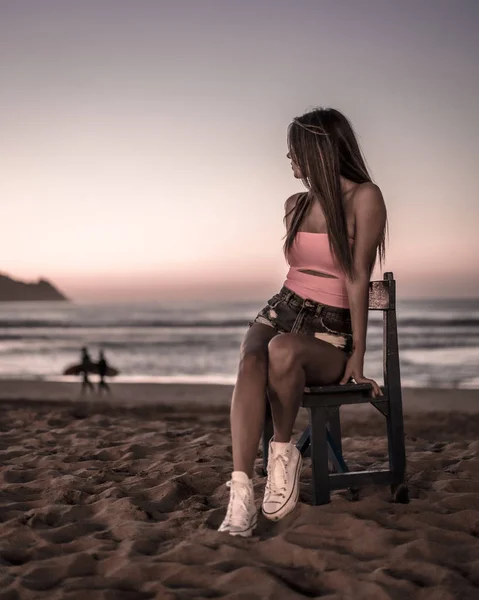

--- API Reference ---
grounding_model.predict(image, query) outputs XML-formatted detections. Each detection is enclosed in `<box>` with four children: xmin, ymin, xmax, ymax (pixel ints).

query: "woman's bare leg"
<box><xmin>230</xmin><ymin>323</ymin><xmax>278</xmax><ymax>477</ymax></box>
<box><xmin>267</xmin><ymin>333</ymin><xmax>348</xmax><ymax>442</ymax></box>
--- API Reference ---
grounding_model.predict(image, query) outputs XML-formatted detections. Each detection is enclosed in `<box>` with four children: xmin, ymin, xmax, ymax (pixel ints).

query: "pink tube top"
<box><xmin>283</xmin><ymin>232</ymin><xmax>352</xmax><ymax>308</ymax></box>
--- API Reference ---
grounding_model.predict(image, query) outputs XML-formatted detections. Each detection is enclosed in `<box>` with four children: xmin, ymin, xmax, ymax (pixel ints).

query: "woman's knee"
<box><xmin>267</xmin><ymin>334</ymin><xmax>299</xmax><ymax>375</ymax></box>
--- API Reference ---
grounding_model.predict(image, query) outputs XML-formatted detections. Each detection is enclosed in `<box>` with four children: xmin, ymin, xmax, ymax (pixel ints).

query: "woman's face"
<box><xmin>287</xmin><ymin>151</ymin><xmax>303</xmax><ymax>179</ymax></box>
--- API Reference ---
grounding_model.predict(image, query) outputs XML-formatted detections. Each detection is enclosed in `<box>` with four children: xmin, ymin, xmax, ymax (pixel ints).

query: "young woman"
<box><xmin>219</xmin><ymin>107</ymin><xmax>387</xmax><ymax>537</ymax></box>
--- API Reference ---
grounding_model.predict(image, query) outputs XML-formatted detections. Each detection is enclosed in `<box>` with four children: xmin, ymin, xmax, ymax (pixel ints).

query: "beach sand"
<box><xmin>0</xmin><ymin>381</ymin><xmax>478</xmax><ymax>599</ymax></box>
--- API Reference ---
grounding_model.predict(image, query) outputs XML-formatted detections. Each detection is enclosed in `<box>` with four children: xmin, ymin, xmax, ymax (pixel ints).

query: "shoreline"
<box><xmin>0</xmin><ymin>378</ymin><xmax>478</xmax><ymax>413</ymax></box>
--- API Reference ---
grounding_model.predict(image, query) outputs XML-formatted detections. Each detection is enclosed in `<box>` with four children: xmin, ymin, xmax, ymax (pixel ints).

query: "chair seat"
<box><xmin>302</xmin><ymin>383</ymin><xmax>379</xmax><ymax>408</ymax></box>
<box><xmin>304</xmin><ymin>383</ymin><xmax>373</xmax><ymax>395</ymax></box>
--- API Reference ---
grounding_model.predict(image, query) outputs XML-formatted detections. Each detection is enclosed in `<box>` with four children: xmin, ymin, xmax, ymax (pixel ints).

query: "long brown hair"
<box><xmin>284</xmin><ymin>107</ymin><xmax>387</xmax><ymax>279</ymax></box>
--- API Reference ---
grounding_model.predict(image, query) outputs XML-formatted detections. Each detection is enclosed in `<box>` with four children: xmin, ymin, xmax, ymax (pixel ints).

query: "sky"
<box><xmin>1</xmin><ymin>0</ymin><xmax>478</xmax><ymax>302</ymax></box>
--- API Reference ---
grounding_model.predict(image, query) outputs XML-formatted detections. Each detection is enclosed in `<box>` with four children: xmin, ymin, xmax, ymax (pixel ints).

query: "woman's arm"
<box><xmin>340</xmin><ymin>183</ymin><xmax>387</xmax><ymax>397</ymax></box>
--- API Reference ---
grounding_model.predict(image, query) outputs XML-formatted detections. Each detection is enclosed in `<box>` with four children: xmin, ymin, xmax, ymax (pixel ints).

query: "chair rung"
<box><xmin>329</xmin><ymin>469</ymin><xmax>392</xmax><ymax>490</ymax></box>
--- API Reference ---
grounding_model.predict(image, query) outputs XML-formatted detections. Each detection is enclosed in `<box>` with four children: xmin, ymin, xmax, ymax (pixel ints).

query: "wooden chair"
<box><xmin>262</xmin><ymin>271</ymin><xmax>409</xmax><ymax>504</ymax></box>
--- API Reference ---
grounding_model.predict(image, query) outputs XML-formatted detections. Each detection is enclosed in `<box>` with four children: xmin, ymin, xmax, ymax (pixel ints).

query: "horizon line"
<box><xmin>1</xmin><ymin>296</ymin><xmax>478</xmax><ymax>305</ymax></box>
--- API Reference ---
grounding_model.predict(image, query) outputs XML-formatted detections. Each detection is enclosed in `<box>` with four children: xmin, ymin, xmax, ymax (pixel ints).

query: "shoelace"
<box><xmin>265</xmin><ymin>451</ymin><xmax>290</xmax><ymax>501</ymax></box>
<box><xmin>224</xmin><ymin>480</ymin><xmax>252</xmax><ymax>527</ymax></box>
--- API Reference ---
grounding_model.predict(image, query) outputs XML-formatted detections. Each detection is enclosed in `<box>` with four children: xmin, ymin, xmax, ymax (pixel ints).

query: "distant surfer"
<box><xmin>80</xmin><ymin>347</ymin><xmax>95</xmax><ymax>395</ymax></box>
<box><xmin>97</xmin><ymin>350</ymin><xmax>111</xmax><ymax>395</ymax></box>
<box><xmin>62</xmin><ymin>348</ymin><xmax>119</xmax><ymax>388</ymax></box>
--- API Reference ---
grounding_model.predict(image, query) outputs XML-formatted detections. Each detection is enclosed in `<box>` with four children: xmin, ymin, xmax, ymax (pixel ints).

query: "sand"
<box><xmin>0</xmin><ymin>382</ymin><xmax>478</xmax><ymax>599</ymax></box>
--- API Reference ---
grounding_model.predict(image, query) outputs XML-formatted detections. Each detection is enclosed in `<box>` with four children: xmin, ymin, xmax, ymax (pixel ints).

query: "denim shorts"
<box><xmin>250</xmin><ymin>286</ymin><xmax>353</xmax><ymax>356</ymax></box>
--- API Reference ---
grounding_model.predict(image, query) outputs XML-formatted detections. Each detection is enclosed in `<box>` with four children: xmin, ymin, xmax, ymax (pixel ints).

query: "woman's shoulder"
<box><xmin>351</xmin><ymin>182</ymin><xmax>386</xmax><ymax>230</ymax></box>
<box><xmin>284</xmin><ymin>191</ymin><xmax>306</xmax><ymax>213</ymax></box>
<box><xmin>351</xmin><ymin>182</ymin><xmax>384</xmax><ymax>210</ymax></box>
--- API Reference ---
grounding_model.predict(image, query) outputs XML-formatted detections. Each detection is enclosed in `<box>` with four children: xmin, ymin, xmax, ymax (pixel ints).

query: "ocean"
<box><xmin>0</xmin><ymin>298</ymin><xmax>478</xmax><ymax>389</ymax></box>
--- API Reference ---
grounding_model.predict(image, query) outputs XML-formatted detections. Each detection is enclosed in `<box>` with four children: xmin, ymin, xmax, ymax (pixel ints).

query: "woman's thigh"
<box><xmin>268</xmin><ymin>332</ymin><xmax>349</xmax><ymax>386</ymax></box>
<box><xmin>240</xmin><ymin>323</ymin><xmax>279</xmax><ymax>359</ymax></box>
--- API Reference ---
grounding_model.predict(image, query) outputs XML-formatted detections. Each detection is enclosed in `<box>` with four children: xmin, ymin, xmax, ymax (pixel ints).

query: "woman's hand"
<box><xmin>339</xmin><ymin>351</ymin><xmax>383</xmax><ymax>398</ymax></box>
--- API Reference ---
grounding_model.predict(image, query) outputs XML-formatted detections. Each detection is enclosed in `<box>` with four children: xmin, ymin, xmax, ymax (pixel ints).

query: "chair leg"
<box><xmin>326</xmin><ymin>429</ymin><xmax>349</xmax><ymax>474</ymax></box>
<box><xmin>327</xmin><ymin>407</ymin><xmax>349</xmax><ymax>474</ymax></box>
<box><xmin>386</xmin><ymin>391</ymin><xmax>409</xmax><ymax>503</ymax></box>
<box><xmin>387</xmin><ymin>399</ymin><xmax>406</xmax><ymax>487</ymax></box>
<box><xmin>327</xmin><ymin>407</ymin><xmax>342</xmax><ymax>455</ymax></box>
<box><xmin>262</xmin><ymin>394</ymin><xmax>274</xmax><ymax>474</ymax></box>
<box><xmin>309</xmin><ymin>407</ymin><xmax>330</xmax><ymax>505</ymax></box>
<box><xmin>296</xmin><ymin>424</ymin><xmax>311</xmax><ymax>456</ymax></box>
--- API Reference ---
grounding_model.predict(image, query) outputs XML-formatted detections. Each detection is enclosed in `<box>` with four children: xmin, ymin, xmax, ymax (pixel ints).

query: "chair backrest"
<box><xmin>368</xmin><ymin>272</ymin><xmax>401</xmax><ymax>394</ymax></box>
<box><xmin>368</xmin><ymin>272</ymin><xmax>395</xmax><ymax>311</ymax></box>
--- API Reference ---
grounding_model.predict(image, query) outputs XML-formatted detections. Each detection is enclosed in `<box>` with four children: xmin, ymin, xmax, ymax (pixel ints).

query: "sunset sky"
<box><xmin>1</xmin><ymin>0</ymin><xmax>478</xmax><ymax>302</ymax></box>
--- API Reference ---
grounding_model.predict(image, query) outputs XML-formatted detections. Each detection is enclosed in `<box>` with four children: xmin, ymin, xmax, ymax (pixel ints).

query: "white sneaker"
<box><xmin>262</xmin><ymin>440</ymin><xmax>302</xmax><ymax>521</ymax></box>
<box><xmin>218</xmin><ymin>471</ymin><xmax>257</xmax><ymax>537</ymax></box>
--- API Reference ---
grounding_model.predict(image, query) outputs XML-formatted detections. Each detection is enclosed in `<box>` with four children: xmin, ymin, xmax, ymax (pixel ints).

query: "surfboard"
<box><xmin>63</xmin><ymin>362</ymin><xmax>119</xmax><ymax>377</ymax></box>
